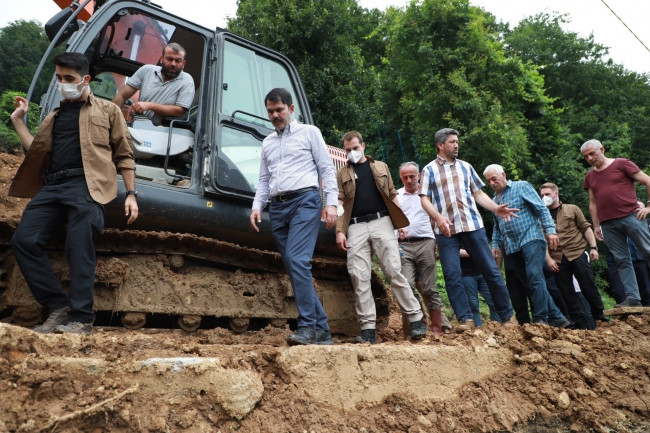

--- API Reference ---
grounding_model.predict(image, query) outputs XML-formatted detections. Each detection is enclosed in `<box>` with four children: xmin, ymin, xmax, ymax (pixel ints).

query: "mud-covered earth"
<box><xmin>0</xmin><ymin>153</ymin><xmax>649</xmax><ymax>433</ymax></box>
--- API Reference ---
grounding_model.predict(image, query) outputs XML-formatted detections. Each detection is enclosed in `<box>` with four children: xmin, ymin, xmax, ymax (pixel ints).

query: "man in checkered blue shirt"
<box><xmin>484</xmin><ymin>164</ymin><xmax>570</xmax><ymax>327</ymax></box>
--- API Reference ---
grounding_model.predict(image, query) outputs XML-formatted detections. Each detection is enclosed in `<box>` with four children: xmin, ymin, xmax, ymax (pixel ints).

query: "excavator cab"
<box><xmin>37</xmin><ymin>0</ymin><xmax>321</xmax><ymax>252</ymax></box>
<box><xmin>1</xmin><ymin>0</ymin><xmax>388</xmax><ymax>335</ymax></box>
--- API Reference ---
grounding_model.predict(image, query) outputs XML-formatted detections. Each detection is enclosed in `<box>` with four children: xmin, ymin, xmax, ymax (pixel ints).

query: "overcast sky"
<box><xmin>4</xmin><ymin>0</ymin><xmax>649</xmax><ymax>74</ymax></box>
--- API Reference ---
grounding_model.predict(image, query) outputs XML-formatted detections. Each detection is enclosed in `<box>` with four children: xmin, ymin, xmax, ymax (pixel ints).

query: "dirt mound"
<box><xmin>1</xmin><ymin>313</ymin><xmax>649</xmax><ymax>432</ymax></box>
<box><xmin>0</xmin><ymin>152</ymin><xmax>649</xmax><ymax>432</ymax></box>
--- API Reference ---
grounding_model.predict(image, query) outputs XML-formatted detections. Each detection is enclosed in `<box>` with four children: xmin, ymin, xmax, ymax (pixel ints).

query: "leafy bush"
<box><xmin>0</xmin><ymin>90</ymin><xmax>40</xmax><ymax>152</ymax></box>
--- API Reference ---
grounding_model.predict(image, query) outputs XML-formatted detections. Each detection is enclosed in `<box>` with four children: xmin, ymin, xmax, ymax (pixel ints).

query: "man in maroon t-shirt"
<box><xmin>581</xmin><ymin>139</ymin><xmax>650</xmax><ymax>307</ymax></box>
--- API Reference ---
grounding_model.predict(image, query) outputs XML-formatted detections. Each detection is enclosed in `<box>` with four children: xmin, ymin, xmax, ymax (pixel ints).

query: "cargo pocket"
<box><xmin>90</xmin><ymin>116</ymin><xmax>110</xmax><ymax>146</ymax></box>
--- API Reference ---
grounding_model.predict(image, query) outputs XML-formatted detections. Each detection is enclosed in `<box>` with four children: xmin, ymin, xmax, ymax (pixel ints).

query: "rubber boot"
<box><xmin>401</xmin><ymin>313</ymin><xmax>410</xmax><ymax>340</ymax></box>
<box><xmin>429</xmin><ymin>309</ymin><xmax>443</xmax><ymax>336</ymax></box>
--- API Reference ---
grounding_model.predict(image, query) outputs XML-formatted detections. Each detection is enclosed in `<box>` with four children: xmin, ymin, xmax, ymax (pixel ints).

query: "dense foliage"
<box><xmin>0</xmin><ymin>20</ymin><xmax>56</xmax><ymax>99</ymax></box>
<box><xmin>228</xmin><ymin>0</ymin><xmax>650</xmax><ymax>212</ymax></box>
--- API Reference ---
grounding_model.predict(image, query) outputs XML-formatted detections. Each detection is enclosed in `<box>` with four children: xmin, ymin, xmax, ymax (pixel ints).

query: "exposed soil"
<box><xmin>0</xmin><ymin>152</ymin><xmax>649</xmax><ymax>433</ymax></box>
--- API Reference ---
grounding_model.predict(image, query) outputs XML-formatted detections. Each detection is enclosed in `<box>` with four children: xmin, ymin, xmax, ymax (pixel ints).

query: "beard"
<box><xmin>161</xmin><ymin>65</ymin><xmax>181</xmax><ymax>79</ymax></box>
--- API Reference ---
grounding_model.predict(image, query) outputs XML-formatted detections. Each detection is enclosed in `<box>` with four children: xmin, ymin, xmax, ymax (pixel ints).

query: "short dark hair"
<box><xmin>264</xmin><ymin>88</ymin><xmax>292</xmax><ymax>106</ymax></box>
<box><xmin>435</xmin><ymin>128</ymin><xmax>459</xmax><ymax>145</ymax></box>
<box><xmin>54</xmin><ymin>52</ymin><xmax>89</xmax><ymax>76</ymax></box>
<box><xmin>163</xmin><ymin>42</ymin><xmax>186</xmax><ymax>58</ymax></box>
<box><xmin>342</xmin><ymin>130</ymin><xmax>363</xmax><ymax>145</ymax></box>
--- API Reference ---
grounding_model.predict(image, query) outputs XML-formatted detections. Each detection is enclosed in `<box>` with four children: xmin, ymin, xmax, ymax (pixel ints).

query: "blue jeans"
<box><xmin>507</xmin><ymin>240</ymin><xmax>566</xmax><ymax>323</ymax></box>
<box><xmin>437</xmin><ymin>228</ymin><xmax>513</xmax><ymax>323</ymax></box>
<box><xmin>269</xmin><ymin>189</ymin><xmax>329</xmax><ymax>331</ymax></box>
<box><xmin>601</xmin><ymin>213</ymin><xmax>650</xmax><ymax>301</ymax></box>
<box><xmin>462</xmin><ymin>274</ymin><xmax>500</xmax><ymax>326</ymax></box>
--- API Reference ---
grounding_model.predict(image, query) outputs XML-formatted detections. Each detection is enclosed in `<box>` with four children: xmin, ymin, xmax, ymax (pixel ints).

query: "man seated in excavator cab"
<box><xmin>112</xmin><ymin>42</ymin><xmax>194</xmax><ymax>124</ymax></box>
<box><xmin>113</xmin><ymin>42</ymin><xmax>195</xmax><ymax>183</ymax></box>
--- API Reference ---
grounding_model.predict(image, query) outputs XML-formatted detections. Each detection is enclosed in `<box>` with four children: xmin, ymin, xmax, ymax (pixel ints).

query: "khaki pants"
<box><xmin>400</xmin><ymin>238</ymin><xmax>451</xmax><ymax>329</ymax></box>
<box><xmin>346</xmin><ymin>216</ymin><xmax>423</xmax><ymax>330</ymax></box>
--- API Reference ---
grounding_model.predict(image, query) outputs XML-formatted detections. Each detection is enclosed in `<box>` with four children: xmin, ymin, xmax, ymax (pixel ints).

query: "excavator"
<box><xmin>0</xmin><ymin>0</ymin><xmax>390</xmax><ymax>334</ymax></box>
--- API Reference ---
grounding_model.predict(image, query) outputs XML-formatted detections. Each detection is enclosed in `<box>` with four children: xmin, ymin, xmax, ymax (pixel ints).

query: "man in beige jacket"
<box><xmin>336</xmin><ymin>131</ymin><xmax>426</xmax><ymax>343</ymax></box>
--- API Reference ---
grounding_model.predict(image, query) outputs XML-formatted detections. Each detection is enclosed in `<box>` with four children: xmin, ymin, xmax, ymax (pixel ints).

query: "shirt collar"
<box><xmin>435</xmin><ymin>155</ymin><xmax>456</xmax><ymax>165</ymax></box>
<box><xmin>154</xmin><ymin>66</ymin><xmax>182</xmax><ymax>83</ymax></box>
<box><xmin>275</xmin><ymin>119</ymin><xmax>297</xmax><ymax>136</ymax></box>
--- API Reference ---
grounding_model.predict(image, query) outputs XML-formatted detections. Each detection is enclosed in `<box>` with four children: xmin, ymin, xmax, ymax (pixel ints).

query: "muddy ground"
<box><xmin>0</xmin><ymin>153</ymin><xmax>649</xmax><ymax>433</ymax></box>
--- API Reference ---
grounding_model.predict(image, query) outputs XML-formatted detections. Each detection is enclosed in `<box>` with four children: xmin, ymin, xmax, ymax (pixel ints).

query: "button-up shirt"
<box><xmin>9</xmin><ymin>94</ymin><xmax>135</xmax><ymax>204</ymax></box>
<box><xmin>419</xmin><ymin>156</ymin><xmax>485</xmax><ymax>235</ymax></box>
<box><xmin>549</xmin><ymin>202</ymin><xmax>592</xmax><ymax>262</ymax></box>
<box><xmin>252</xmin><ymin>120</ymin><xmax>337</xmax><ymax>210</ymax></box>
<box><xmin>397</xmin><ymin>187</ymin><xmax>434</xmax><ymax>239</ymax></box>
<box><xmin>491</xmin><ymin>180</ymin><xmax>556</xmax><ymax>255</ymax></box>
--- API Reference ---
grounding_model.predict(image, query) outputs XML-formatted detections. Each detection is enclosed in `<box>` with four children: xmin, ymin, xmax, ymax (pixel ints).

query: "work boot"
<box><xmin>315</xmin><ymin>328</ymin><xmax>334</xmax><ymax>345</ymax></box>
<box><xmin>286</xmin><ymin>327</ymin><xmax>316</xmax><ymax>346</ymax></box>
<box><xmin>548</xmin><ymin>318</ymin><xmax>571</xmax><ymax>329</ymax></box>
<box><xmin>33</xmin><ymin>306</ymin><xmax>70</xmax><ymax>334</ymax></box>
<box><xmin>455</xmin><ymin>318</ymin><xmax>474</xmax><ymax>333</ymax></box>
<box><xmin>354</xmin><ymin>329</ymin><xmax>377</xmax><ymax>344</ymax></box>
<box><xmin>409</xmin><ymin>319</ymin><xmax>427</xmax><ymax>340</ymax></box>
<box><xmin>614</xmin><ymin>297</ymin><xmax>642</xmax><ymax>308</ymax></box>
<box><xmin>429</xmin><ymin>309</ymin><xmax>443</xmax><ymax>336</ymax></box>
<box><xmin>53</xmin><ymin>321</ymin><xmax>92</xmax><ymax>335</ymax></box>
<box><xmin>502</xmin><ymin>314</ymin><xmax>519</xmax><ymax>327</ymax></box>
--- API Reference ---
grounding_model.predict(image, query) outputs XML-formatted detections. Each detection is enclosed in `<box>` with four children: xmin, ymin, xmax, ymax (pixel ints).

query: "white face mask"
<box><xmin>348</xmin><ymin>150</ymin><xmax>363</xmax><ymax>164</ymax></box>
<box><xmin>58</xmin><ymin>78</ymin><xmax>86</xmax><ymax>100</ymax></box>
<box><xmin>542</xmin><ymin>195</ymin><xmax>554</xmax><ymax>207</ymax></box>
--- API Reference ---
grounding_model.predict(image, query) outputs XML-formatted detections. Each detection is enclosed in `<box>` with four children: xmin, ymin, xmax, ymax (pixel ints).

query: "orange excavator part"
<box><xmin>54</xmin><ymin>0</ymin><xmax>94</xmax><ymax>22</ymax></box>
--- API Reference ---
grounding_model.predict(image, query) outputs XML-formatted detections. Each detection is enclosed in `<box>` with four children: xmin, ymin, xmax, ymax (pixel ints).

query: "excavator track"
<box><xmin>0</xmin><ymin>225</ymin><xmax>390</xmax><ymax>335</ymax></box>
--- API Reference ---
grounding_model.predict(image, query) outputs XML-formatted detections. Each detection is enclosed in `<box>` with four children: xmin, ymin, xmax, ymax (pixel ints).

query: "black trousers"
<box><xmin>556</xmin><ymin>253</ymin><xmax>604</xmax><ymax>321</ymax></box>
<box><xmin>11</xmin><ymin>176</ymin><xmax>104</xmax><ymax>323</ymax></box>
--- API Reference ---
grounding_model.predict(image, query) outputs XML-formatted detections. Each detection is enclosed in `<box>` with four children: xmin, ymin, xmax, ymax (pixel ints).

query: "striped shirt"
<box><xmin>491</xmin><ymin>180</ymin><xmax>556</xmax><ymax>255</ymax></box>
<box><xmin>419</xmin><ymin>156</ymin><xmax>485</xmax><ymax>235</ymax></box>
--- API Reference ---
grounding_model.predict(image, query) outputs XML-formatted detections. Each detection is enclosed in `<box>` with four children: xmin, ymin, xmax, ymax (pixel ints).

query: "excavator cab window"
<box><xmin>211</xmin><ymin>38</ymin><xmax>309</xmax><ymax>198</ymax></box>
<box><xmin>82</xmin><ymin>7</ymin><xmax>205</xmax><ymax>186</ymax></box>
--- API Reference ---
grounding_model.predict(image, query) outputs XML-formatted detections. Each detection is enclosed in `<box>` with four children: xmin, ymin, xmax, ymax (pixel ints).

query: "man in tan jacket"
<box><xmin>336</xmin><ymin>131</ymin><xmax>426</xmax><ymax>343</ymax></box>
<box><xmin>9</xmin><ymin>52</ymin><xmax>138</xmax><ymax>335</ymax></box>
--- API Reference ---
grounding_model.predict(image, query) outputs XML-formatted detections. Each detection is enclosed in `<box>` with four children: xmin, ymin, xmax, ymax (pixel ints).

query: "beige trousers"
<box><xmin>346</xmin><ymin>216</ymin><xmax>424</xmax><ymax>330</ymax></box>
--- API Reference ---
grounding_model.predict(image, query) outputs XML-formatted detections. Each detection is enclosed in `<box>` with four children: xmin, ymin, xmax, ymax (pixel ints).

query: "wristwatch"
<box><xmin>590</xmin><ymin>246</ymin><xmax>597</xmax><ymax>250</ymax></box>
<box><xmin>126</xmin><ymin>190</ymin><xmax>138</xmax><ymax>198</ymax></box>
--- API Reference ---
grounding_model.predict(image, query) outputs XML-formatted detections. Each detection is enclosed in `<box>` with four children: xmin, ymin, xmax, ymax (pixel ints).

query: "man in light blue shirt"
<box><xmin>250</xmin><ymin>88</ymin><xmax>338</xmax><ymax>346</ymax></box>
<box><xmin>484</xmin><ymin>164</ymin><xmax>570</xmax><ymax>327</ymax></box>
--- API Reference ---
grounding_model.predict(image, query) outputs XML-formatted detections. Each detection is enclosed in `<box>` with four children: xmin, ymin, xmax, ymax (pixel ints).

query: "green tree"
<box><xmin>378</xmin><ymin>0</ymin><xmax>562</xmax><ymax>183</ymax></box>
<box><xmin>505</xmin><ymin>13</ymin><xmax>650</xmax><ymax>207</ymax></box>
<box><xmin>227</xmin><ymin>0</ymin><xmax>382</xmax><ymax>146</ymax></box>
<box><xmin>0</xmin><ymin>20</ymin><xmax>55</xmax><ymax>100</ymax></box>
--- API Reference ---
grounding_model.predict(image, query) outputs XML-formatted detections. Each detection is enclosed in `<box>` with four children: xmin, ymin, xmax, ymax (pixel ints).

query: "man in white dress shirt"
<box><xmin>250</xmin><ymin>88</ymin><xmax>338</xmax><ymax>346</ymax></box>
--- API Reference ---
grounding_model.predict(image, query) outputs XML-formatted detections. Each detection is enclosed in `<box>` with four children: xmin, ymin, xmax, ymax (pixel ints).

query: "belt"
<box><xmin>349</xmin><ymin>210</ymin><xmax>390</xmax><ymax>225</ymax></box>
<box><xmin>42</xmin><ymin>168</ymin><xmax>85</xmax><ymax>184</ymax></box>
<box><xmin>399</xmin><ymin>237</ymin><xmax>431</xmax><ymax>243</ymax></box>
<box><xmin>271</xmin><ymin>186</ymin><xmax>317</xmax><ymax>202</ymax></box>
